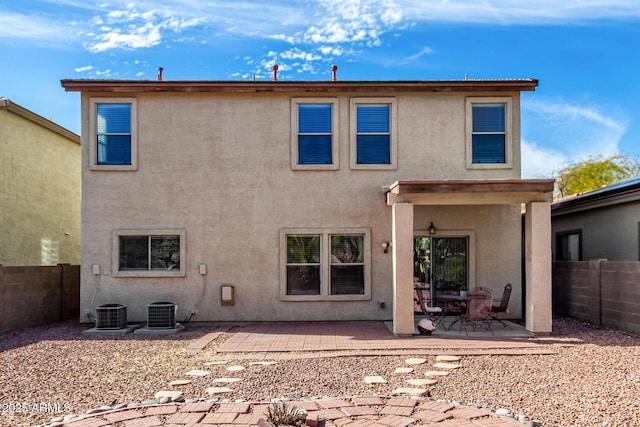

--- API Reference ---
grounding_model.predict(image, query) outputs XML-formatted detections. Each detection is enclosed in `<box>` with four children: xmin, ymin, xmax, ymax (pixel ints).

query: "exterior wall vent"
<box><xmin>95</xmin><ymin>304</ymin><xmax>127</xmax><ymax>329</ymax></box>
<box><xmin>147</xmin><ymin>302</ymin><xmax>177</xmax><ymax>329</ymax></box>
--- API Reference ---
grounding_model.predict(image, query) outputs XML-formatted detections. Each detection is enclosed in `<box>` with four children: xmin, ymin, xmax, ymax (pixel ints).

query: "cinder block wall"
<box><xmin>0</xmin><ymin>264</ymin><xmax>80</xmax><ymax>332</ymax></box>
<box><xmin>553</xmin><ymin>261</ymin><xmax>640</xmax><ymax>334</ymax></box>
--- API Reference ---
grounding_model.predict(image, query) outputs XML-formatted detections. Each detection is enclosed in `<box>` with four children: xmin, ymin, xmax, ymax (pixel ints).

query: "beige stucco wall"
<box><xmin>414</xmin><ymin>204</ymin><xmax>523</xmax><ymax>319</ymax></box>
<box><xmin>79</xmin><ymin>90</ymin><xmax>523</xmax><ymax>323</ymax></box>
<box><xmin>0</xmin><ymin>108</ymin><xmax>81</xmax><ymax>266</ymax></box>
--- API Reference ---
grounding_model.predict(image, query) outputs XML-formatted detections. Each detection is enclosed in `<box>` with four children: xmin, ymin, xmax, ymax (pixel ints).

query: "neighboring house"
<box><xmin>552</xmin><ymin>176</ymin><xmax>640</xmax><ymax>261</ymax></box>
<box><xmin>61</xmin><ymin>73</ymin><xmax>554</xmax><ymax>335</ymax></box>
<box><xmin>0</xmin><ymin>98</ymin><xmax>81</xmax><ymax>266</ymax></box>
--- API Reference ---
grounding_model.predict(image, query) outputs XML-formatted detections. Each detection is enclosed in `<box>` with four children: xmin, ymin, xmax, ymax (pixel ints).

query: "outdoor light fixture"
<box><xmin>382</xmin><ymin>241</ymin><xmax>391</xmax><ymax>253</ymax></box>
<box><xmin>429</xmin><ymin>222</ymin><xmax>436</xmax><ymax>235</ymax></box>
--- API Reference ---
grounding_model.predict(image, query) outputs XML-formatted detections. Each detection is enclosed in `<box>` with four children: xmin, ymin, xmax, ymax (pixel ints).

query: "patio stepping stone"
<box><xmin>392</xmin><ymin>387</ymin><xmax>429</xmax><ymax>396</ymax></box>
<box><xmin>394</xmin><ymin>367</ymin><xmax>414</xmax><ymax>374</ymax></box>
<box><xmin>205</xmin><ymin>386</ymin><xmax>235</xmax><ymax>395</ymax></box>
<box><xmin>155</xmin><ymin>390</ymin><xmax>182</xmax><ymax>400</ymax></box>
<box><xmin>226</xmin><ymin>365</ymin><xmax>246</xmax><ymax>372</ymax></box>
<box><xmin>204</xmin><ymin>361</ymin><xmax>228</xmax><ymax>366</ymax></box>
<box><xmin>436</xmin><ymin>355</ymin><xmax>461</xmax><ymax>362</ymax></box>
<box><xmin>364</xmin><ymin>376</ymin><xmax>387</xmax><ymax>384</ymax></box>
<box><xmin>169</xmin><ymin>379</ymin><xmax>192</xmax><ymax>386</ymax></box>
<box><xmin>424</xmin><ymin>370</ymin><xmax>450</xmax><ymax>377</ymax></box>
<box><xmin>211</xmin><ymin>377</ymin><xmax>243</xmax><ymax>383</ymax></box>
<box><xmin>407</xmin><ymin>378</ymin><xmax>438</xmax><ymax>386</ymax></box>
<box><xmin>433</xmin><ymin>362</ymin><xmax>462</xmax><ymax>369</ymax></box>
<box><xmin>405</xmin><ymin>358</ymin><xmax>427</xmax><ymax>365</ymax></box>
<box><xmin>186</xmin><ymin>369</ymin><xmax>211</xmax><ymax>377</ymax></box>
<box><xmin>249</xmin><ymin>361</ymin><xmax>278</xmax><ymax>366</ymax></box>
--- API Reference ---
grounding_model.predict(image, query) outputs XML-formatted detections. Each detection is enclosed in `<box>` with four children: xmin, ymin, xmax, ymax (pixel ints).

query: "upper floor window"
<box><xmin>350</xmin><ymin>98</ymin><xmax>397</xmax><ymax>170</ymax></box>
<box><xmin>291</xmin><ymin>98</ymin><xmax>339</xmax><ymax>170</ymax></box>
<box><xmin>89</xmin><ymin>98</ymin><xmax>137</xmax><ymax>171</ymax></box>
<box><xmin>466</xmin><ymin>97</ymin><xmax>512</xmax><ymax>169</ymax></box>
<box><xmin>113</xmin><ymin>229</ymin><xmax>185</xmax><ymax>277</ymax></box>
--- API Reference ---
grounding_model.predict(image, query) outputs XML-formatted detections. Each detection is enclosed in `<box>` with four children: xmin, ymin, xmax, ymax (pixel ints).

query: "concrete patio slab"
<box><xmin>214</xmin><ymin>320</ymin><xmax>547</xmax><ymax>355</ymax></box>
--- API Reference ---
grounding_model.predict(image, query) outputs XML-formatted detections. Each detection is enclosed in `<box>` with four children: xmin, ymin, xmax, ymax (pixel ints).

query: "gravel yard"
<box><xmin>1</xmin><ymin>318</ymin><xmax>639</xmax><ymax>427</ymax></box>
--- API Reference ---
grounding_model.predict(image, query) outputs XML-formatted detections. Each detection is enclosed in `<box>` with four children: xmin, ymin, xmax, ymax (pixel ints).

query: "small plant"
<box><xmin>266</xmin><ymin>402</ymin><xmax>306</xmax><ymax>426</ymax></box>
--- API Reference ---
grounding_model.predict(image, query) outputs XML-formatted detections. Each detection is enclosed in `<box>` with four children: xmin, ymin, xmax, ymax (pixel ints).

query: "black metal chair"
<box><xmin>488</xmin><ymin>283</ymin><xmax>513</xmax><ymax>329</ymax></box>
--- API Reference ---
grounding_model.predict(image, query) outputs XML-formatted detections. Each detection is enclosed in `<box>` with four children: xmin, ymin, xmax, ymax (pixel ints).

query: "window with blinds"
<box><xmin>298</xmin><ymin>104</ymin><xmax>333</xmax><ymax>165</ymax></box>
<box><xmin>350</xmin><ymin>97</ymin><xmax>397</xmax><ymax>170</ymax></box>
<box><xmin>356</xmin><ymin>104</ymin><xmax>391</xmax><ymax>164</ymax></box>
<box><xmin>97</xmin><ymin>103</ymin><xmax>132</xmax><ymax>165</ymax></box>
<box><xmin>89</xmin><ymin>98</ymin><xmax>137</xmax><ymax>170</ymax></box>
<box><xmin>280</xmin><ymin>228</ymin><xmax>371</xmax><ymax>300</ymax></box>
<box><xmin>472</xmin><ymin>103</ymin><xmax>506</xmax><ymax>163</ymax></box>
<box><xmin>291</xmin><ymin>98</ymin><xmax>339</xmax><ymax>170</ymax></box>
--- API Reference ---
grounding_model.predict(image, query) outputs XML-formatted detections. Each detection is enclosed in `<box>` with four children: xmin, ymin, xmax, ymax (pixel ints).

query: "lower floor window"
<box><xmin>330</xmin><ymin>235</ymin><xmax>365</xmax><ymax>295</ymax></box>
<box><xmin>113</xmin><ymin>229</ymin><xmax>185</xmax><ymax>277</ymax></box>
<box><xmin>281</xmin><ymin>228</ymin><xmax>370</xmax><ymax>300</ymax></box>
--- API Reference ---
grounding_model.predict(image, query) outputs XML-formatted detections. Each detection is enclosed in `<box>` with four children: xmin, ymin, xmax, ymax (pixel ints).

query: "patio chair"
<box><xmin>466</xmin><ymin>287</ymin><xmax>493</xmax><ymax>335</ymax></box>
<box><xmin>488</xmin><ymin>283</ymin><xmax>513</xmax><ymax>330</ymax></box>
<box><xmin>414</xmin><ymin>284</ymin><xmax>444</xmax><ymax>329</ymax></box>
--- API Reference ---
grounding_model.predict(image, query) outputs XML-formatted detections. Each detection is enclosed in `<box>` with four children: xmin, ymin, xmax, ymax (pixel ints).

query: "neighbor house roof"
<box><xmin>0</xmin><ymin>98</ymin><xmax>80</xmax><ymax>143</ymax></box>
<box><xmin>60</xmin><ymin>78</ymin><xmax>538</xmax><ymax>94</ymax></box>
<box><xmin>551</xmin><ymin>176</ymin><xmax>640</xmax><ymax>215</ymax></box>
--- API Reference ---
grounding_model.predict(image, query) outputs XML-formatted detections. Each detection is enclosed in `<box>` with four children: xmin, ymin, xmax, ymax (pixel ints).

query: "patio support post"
<box><xmin>392</xmin><ymin>202</ymin><xmax>414</xmax><ymax>336</ymax></box>
<box><xmin>524</xmin><ymin>201</ymin><xmax>552</xmax><ymax>335</ymax></box>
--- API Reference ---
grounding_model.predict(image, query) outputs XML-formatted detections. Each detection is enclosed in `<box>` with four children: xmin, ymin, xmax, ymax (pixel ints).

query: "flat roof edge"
<box><xmin>60</xmin><ymin>79</ymin><xmax>539</xmax><ymax>93</ymax></box>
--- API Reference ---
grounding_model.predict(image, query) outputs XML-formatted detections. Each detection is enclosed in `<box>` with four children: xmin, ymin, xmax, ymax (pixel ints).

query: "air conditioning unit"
<box><xmin>147</xmin><ymin>302</ymin><xmax>177</xmax><ymax>329</ymax></box>
<box><xmin>95</xmin><ymin>304</ymin><xmax>127</xmax><ymax>329</ymax></box>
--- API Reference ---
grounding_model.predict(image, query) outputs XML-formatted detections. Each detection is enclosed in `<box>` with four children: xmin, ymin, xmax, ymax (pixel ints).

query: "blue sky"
<box><xmin>1</xmin><ymin>0</ymin><xmax>639</xmax><ymax>178</ymax></box>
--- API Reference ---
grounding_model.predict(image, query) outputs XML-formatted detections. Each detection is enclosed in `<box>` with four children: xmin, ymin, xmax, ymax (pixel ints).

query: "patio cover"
<box><xmin>385</xmin><ymin>179</ymin><xmax>555</xmax><ymax>336</ymax></box>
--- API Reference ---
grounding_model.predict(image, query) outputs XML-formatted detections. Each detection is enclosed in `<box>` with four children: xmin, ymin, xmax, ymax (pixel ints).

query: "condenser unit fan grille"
<box><xmin>147</xmin><ymin>302</ymin><xmax>176</xmax><ymax>329</ymax></box>
<box><xmin>95</xmin><ymin>304</ymin><xmax>127</xmax><ymax>329</ymax></box>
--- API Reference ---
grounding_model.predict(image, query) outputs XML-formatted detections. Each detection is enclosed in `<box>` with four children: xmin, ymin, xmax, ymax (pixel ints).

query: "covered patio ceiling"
<box><xmin>386</xmin><ymin>179</ymin><xmax>555</xmax><ymax>206</ymax></box>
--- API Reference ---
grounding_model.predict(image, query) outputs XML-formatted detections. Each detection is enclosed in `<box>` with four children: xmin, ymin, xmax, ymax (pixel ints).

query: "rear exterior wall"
<box><xmin>79</xmin><ymin>91</ymin><xmax>522</xmax><ymax>322</ymax></box>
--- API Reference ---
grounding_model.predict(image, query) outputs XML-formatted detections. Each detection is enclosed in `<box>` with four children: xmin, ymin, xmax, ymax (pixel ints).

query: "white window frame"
<box><xmin>350</xmin><ymin>97</ymin><xmax>397</xmax><ymax>170</ymax></box>
<box><xmin>291</xmin><ymin>98</ymin><xmax>339</xmax><ymax>170</ymax></box>
<box><xmin>112</xmin><ymin>229</ymin><xmax>186</xmax><ymax>277</ymax></box>
<box><xmin>280</xmin><ymin>228</ymin><xmax>371</xmax><ymax>301</ymax></box>
<box><xmin>89</xmin><ymin>97</ymin><xmax>138</xmax><ymax>171</ymax></box>
<box><xmin>465</xmin><ymin>97</ymin><xmax>513</xmax><ymax>170</ymax></box>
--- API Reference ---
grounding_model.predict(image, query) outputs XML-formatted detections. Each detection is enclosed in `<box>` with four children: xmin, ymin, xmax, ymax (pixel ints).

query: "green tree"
<box><xmin>555</xmin><ymin>154</ymin><xmax>640</xmax><ymax>198</ymax></box>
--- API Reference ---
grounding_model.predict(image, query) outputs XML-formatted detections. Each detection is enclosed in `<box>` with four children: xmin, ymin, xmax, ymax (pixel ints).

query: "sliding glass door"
<box><xmin>414</xmin><ymin>236</ymin><xmax>468</xmax><ymax>309</ymax></box>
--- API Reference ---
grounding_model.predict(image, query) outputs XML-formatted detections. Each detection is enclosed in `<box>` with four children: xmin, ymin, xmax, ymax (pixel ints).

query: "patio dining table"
<box><xmin>435</xmin><ymin>293</ymin><xmax>490</xmax><ymax>334</ymax></box>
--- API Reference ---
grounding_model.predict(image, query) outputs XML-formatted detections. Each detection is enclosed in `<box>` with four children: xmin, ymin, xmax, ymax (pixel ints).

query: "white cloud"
<box><xmin>521</xmin><ymin>96</ymin><xmax>629</xmax><ymax>176</ymax></box>
<box><xmin>0</xmin><ymin>12</ymin><xmax>73</xmax><ymax>41</ymax></box>
<box><xmin>397</xmin><ymin>0</ymin><xmax>640</xmax><ymax>24</ymax></box>
<box><xmin>84</xmin><ymin>3</ymin><xmax>203</xmax><ymax>52</ymax></box>
<box><xmin>405</xmin><ymin>46</ymin><xmax>433</xmax><ymax>61</ymax></box>
<box><xmin>520</xmin><ymin>139</ymin><xmax>566</xmax><ymax>179</ymax></box>
<box><xmin>74</xmin><ymin>65</ymin><xmax>93</xmax><ymax>72</ymax></box>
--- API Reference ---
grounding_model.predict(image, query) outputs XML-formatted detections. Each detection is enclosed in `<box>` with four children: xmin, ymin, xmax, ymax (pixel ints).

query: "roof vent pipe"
<box><xmin>272</xmin><ymin>64</ymin><xmax>279</xmax><ymax>81</ymax></box>
<box><xmin>157</xmin><ymin>67</ymin><xmax>163</xmax><ymax>81</ymax></box>
<box><xmin>331</xmin><ymin>65</ymin><xmax>338</xmax><ymax>81</ymax></box>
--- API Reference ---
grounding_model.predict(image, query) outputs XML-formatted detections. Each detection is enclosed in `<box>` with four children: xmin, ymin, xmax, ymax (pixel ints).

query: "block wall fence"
<box><xmin>0</xmin><ymin>264</ymin><xmax>79</xmax><ymax>332</ymax></box>
<box><xmin>553</xmin><ymin>260</ymin><xmax>640</xmax><ymax>334</ymax></box>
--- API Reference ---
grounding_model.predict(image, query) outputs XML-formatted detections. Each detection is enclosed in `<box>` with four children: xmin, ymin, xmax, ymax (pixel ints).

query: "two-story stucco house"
<box><xmin>0</xmin><ymin>98</ymin><xmax>81</xmax><ymax>266</ymax></box>
<box><xmin>61</xmin><ymin>74</ymin><xmax>554</xmax><ymax>335</ymax></box>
